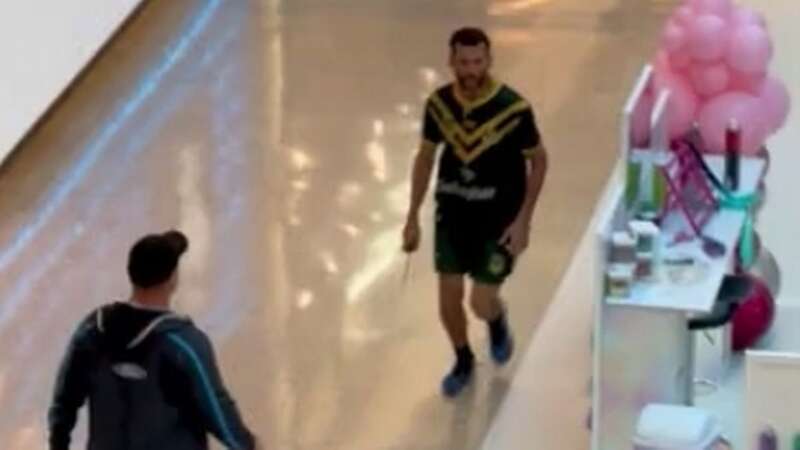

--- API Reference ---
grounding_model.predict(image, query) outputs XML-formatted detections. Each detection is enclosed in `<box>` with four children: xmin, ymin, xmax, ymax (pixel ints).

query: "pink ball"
<box><xmin>688</xmin><ymin>15</ymin><xmax>729</xmax><ymax>62</ymax></box>
<box><xmin>698</xmin><ymin>92</ymin><xmax>769</xmax><ymax>155</ymax></box>
<box><xmin>732</xmin><ymin>6</ymin><xmax>767</xmax><ymax>28</ymax></box>
<box><xmin>654</xmin><ymin>68</ymin><xmax>699</xmax><ymax>139</ymax></box>
<box><xmin>732</xmin><ymin>275</ymin><xmax>775</xmax><ymax>351</ymax></box>
<box><xmin>662</xmin><ymin>21</ymin><xmax>688</xmax><ymax>53</ymax></box>
<box><xmin>756</xmin><ymin>77</ymin><xmax>792</xmax><ymax>132</ymax></box>
<box><xmin>691</xmin><ymin>0</ymin><xmax>733</xmax><ymax>18</ymax></box>
<box><xmin>727</xmin><ymin>25</ymin><xmax>772</xmax><ymax>74</ymax></box>
<box><xmin>689</xmin><ymin>63</ymin><xmax>730</xmax><ymax>97</ymax></box>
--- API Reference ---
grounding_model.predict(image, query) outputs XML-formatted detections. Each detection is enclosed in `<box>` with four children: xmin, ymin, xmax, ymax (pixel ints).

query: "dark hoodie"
<box><xmin>48</xmin><ymin>302</ymin><xmax>255</xmax><ymax>450</ymax></box>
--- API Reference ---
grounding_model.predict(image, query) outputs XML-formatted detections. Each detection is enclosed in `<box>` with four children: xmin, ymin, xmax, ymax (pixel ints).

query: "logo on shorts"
<box><xmin>488</xmin><ymin>252</ymin><xmax>507</xmax><ymax>275</ymax></box>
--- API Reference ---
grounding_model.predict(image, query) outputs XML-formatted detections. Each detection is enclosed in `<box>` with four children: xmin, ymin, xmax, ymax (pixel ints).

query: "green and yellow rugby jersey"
<box><xmin>422</xmin><ymin>80</ymin><xmax>542</xmax><ymax>235</ymax></box>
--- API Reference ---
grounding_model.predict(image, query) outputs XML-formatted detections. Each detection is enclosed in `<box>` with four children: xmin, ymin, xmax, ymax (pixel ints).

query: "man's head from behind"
<box><xmin>127</xmin><ymin>230</ymin><xmax>189</xmax><ymax>301</ymax></box>
<box><xmin>449</xmin><ymin>27</ymin><xmax>492</xmax><ymax>92</ymax></box>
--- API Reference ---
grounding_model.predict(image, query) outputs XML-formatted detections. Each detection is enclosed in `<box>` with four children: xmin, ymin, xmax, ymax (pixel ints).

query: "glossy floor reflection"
<box><xmin>0</xmin><ymin>0</ymin><xmax>669</xmax><ymax>449</ymax></box>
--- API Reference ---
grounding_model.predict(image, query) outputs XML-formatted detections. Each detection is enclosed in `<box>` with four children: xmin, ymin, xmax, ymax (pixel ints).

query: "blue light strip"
<box><xmin>0</xmin><ymin>0</ymin><xmax>223</xmax><ymax>273</ymax></box>
<box><xmin>0</xmin><ymin>0</ymin><xmax>225</xmax><ymax>326</ymax></box>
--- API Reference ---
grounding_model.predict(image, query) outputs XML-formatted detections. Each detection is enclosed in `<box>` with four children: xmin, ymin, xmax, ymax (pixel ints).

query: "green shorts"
<box><xmin>434</xmin><ymin>224</ymin><xmax>515</xmax><ymax>285</ymax></box>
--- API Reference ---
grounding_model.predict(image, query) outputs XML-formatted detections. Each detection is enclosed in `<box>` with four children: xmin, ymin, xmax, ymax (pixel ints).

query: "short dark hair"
<box><xmin>449</xmin><ymin>27</ymin><xmax>491</xmax><ymax>53</ymax></box>
<box><xmin>127</xmin><ymin>230</ymin><xmax>189</xmax><ymax>289</ymax></box>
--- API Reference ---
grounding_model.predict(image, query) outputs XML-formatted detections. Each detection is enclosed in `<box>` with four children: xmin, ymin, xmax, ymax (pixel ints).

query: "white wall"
<box><xmin>0</xmin><ymin>0</ymin><xmax>143</xmax><ymax>164</ymax></box>
<box><xmin>742</xmin><ymin>0</ymin><xmax>800</xmax><ymax>305</ymax></box>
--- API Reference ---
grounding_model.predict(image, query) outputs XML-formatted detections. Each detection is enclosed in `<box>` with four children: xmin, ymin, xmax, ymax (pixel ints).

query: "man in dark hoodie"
<box><xmin>48</xmin><ymin>230</ymin><xmax>258</xmax><ymax>450</ymax></box>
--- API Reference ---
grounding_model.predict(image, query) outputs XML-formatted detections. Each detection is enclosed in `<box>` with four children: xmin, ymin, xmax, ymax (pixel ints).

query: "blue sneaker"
<box><xmin>441</xmin><ymin>362</ymin><xmax>473</xmax><ymax>397</ymax></box>
<box><xmin>489</xmin><ymin>312</ymin><xmax>514</xmax><ymax>365</ymax></box>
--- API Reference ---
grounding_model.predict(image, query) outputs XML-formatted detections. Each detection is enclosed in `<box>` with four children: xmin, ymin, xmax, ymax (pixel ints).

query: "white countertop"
<box><xmin>607</xmin><ymin>156</ymin><xmax>765</xmax><ymax>314</ymax></box>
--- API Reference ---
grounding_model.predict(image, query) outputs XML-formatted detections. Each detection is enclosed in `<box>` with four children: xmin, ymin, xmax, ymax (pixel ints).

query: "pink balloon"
<box><xmin>655</xmin><ymin>68</ymin><xmax>699</xmax><ymax>139</ymax></box>
<box><xmin>654</xmin><ymin>50</ymin><xmax>671</xmax><ymax>72</ymax></box>
<box><xmin>689</xmin><ymin>63</ymin><xmax>730</xmax><ymax>96</ymax></box>
<box><xmin>729</xmin><ymin>69</ymin><xmax>767</xmax><ymax>93</ymax></box>
<box><xmin>756</xmin><ymin>77</ymin><xmax>792</xmax><ymax>132</ymax></box>
<box><xmin>673</xmin><ymin>6</ymin><xmax>695</xmax><ymax>27</ymax></box>
<box><xmin>698</xmin><ymin>92</ymin><xmax>769</xmax><ymax>155</ymax></box>
<box><xmin>670</xmin><ymin>50</ymin><xmax>693</xmax><ymax>70</ymax></box>
<box><xmin>662</xmin><ymin>21</ymin><xmax>688</xmax><ymax>53</ymax></box>
<box><xmin>688</xmin><ymin>15</ymin><xmax>729</xmax><ymax>62</ymax></box>
<box><xmin>691</xmin><ymin>0</ymin><xmax>733</xmax><ymax>18</ymax></box>
<box><xmin>732</xmin><ymin>6</ymin><xmax>767</xmax><ymax>28</ymax></box>
<box><xmin>727</xmin><ymin>25</ymin><xmax>772</xmax><ymax>74</ymax></box>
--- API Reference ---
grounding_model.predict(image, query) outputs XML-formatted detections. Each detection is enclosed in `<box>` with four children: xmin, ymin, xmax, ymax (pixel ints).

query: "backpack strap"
<box><xmin>127</xmin><ymin>313</ymin><xmax>186</xmax><ymax>349</ymax></box>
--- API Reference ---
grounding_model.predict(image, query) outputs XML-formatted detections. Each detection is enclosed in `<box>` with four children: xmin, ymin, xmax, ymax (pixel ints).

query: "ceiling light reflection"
<box><xmin>320</xmin><ymin>251</ymin><xmax>339</xmax><ymax>274</ymax></box>
<box><xmin>340</xmin><ymin>223</ymin><xmax>362</xmax><ymax>237</ymax></box>
<box><xmin>488</xmin><ymin>0</ymin><xmax>548</xmax><ymax>16</ymax></box>
<box><xmin>493</xmin><ymin>29</ymin><xmax>535</xmax><ymax>45</ymax></box>
<box><xmin>366</xmin><ymin>141</ymin><xmax>387</xmax><ymax>183</ymax></box>
<box><xmin>176</xmin><ymin>144</ymin><xmax>211</xmax><ymax>314</ymax></box>
<box><xmin>346</xmin><ymin>226</ymin><xmax>403</xmax><ymax>305</ymax></box>
<box><xmin>373</xmin><ymin>120</ymin><xmax>385</xmax><ymax>138</ymax></box>
<box><xmin>289</xmin><ymin>148</ymin><xmax>314</xmax><ymax>171</ymax></box>
<box><xmin>344</xmin><ymin>327</ymin><xmax>387</xmax><ymax>343</ymax></box>
<box><xmin>291</xmin><ymin>179</ymin><xmax>309</xmax><ymax>191</ymax></box>
<box><xmin>419</xmin><ymin>67</ymin><xmax>439</xmax><ymax>87</ymax></box>
<box><xmin>297</xmin><ymin>289</ymin><xmax>314</xmax><ymax>309</ymax></box>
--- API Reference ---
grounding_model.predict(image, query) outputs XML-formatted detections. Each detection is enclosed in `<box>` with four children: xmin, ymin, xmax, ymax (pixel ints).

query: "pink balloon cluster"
<box><xmin>646</xmin><ymin>0</ymin><xmax>791</xmax><ymax>154</ymax></box>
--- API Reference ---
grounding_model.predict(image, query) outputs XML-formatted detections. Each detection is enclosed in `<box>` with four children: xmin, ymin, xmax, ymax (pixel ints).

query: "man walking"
<box><xmin>403</xmin><ymin>27</ymin><xmax>548</xmax><ymax>397</ymax></box>
<box><xmin>48</xmin><ymin>230</ymin><xmax>258</xmax><ymax>449</ymax></box>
